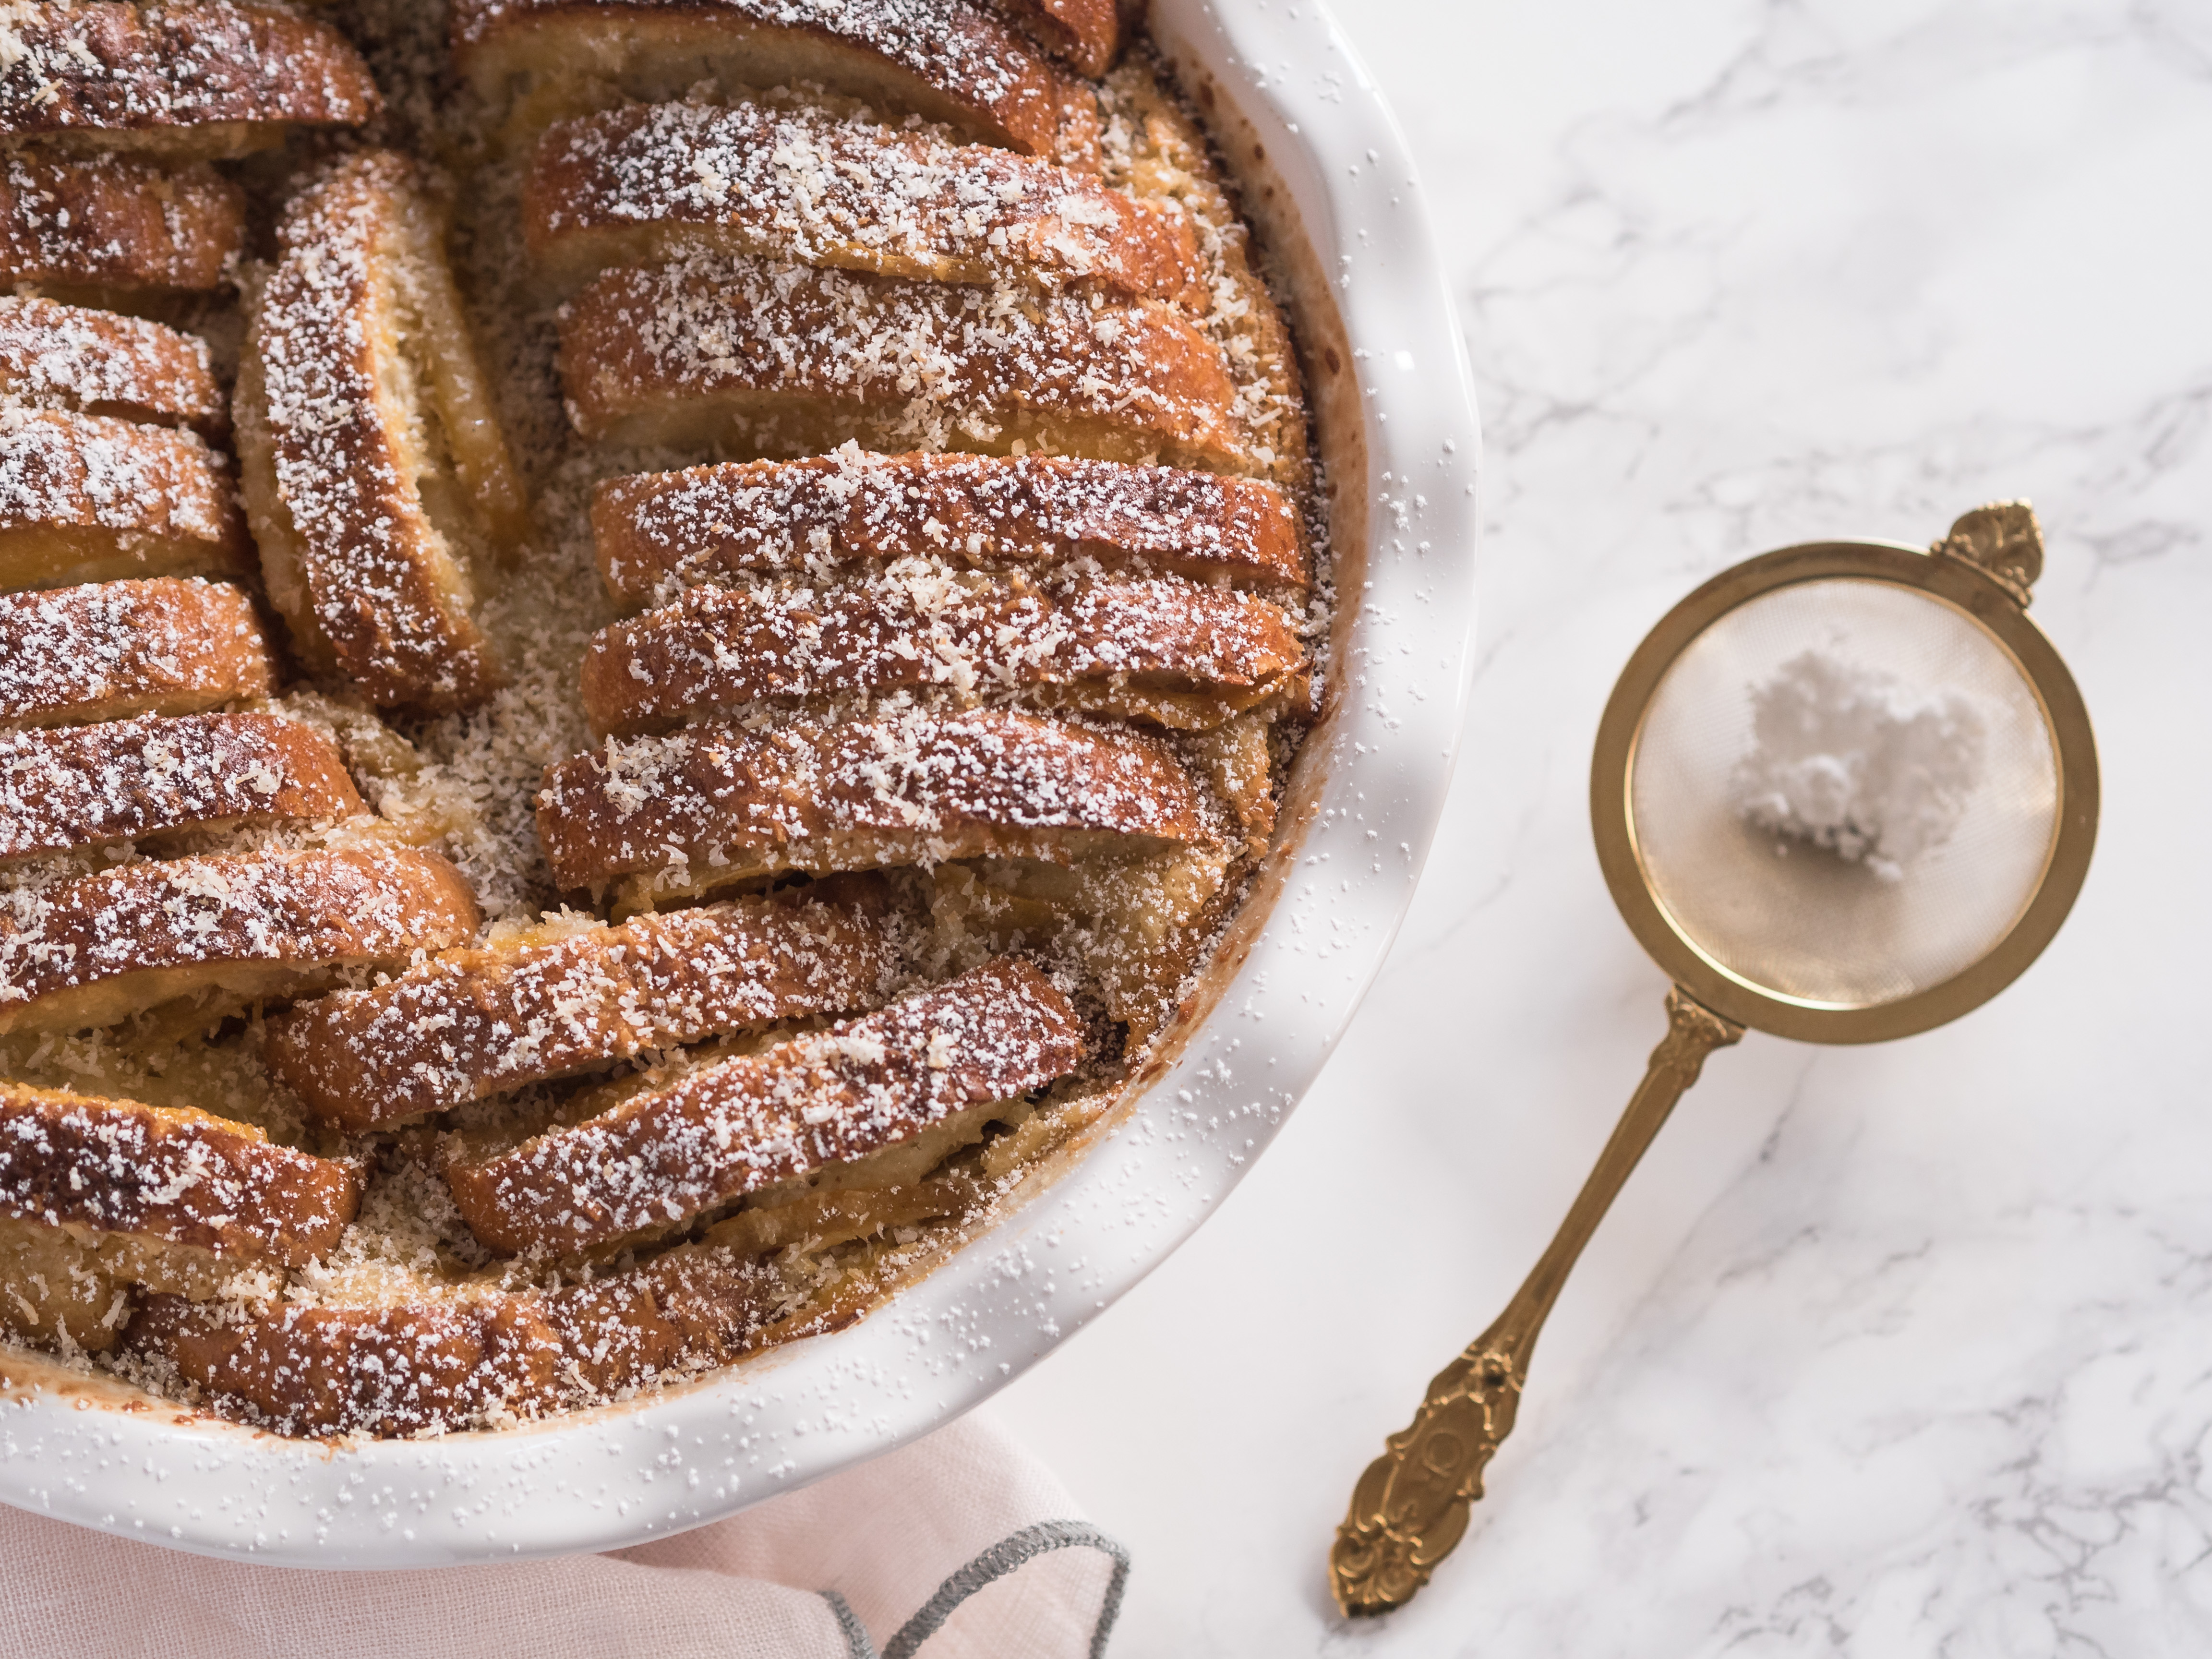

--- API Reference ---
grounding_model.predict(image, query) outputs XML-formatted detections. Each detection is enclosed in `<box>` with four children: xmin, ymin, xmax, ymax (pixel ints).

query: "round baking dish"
<box><xmin>0</xmin><ymin>0</ymin><xmax>1480</xmax><ymax>1566</ymax></box>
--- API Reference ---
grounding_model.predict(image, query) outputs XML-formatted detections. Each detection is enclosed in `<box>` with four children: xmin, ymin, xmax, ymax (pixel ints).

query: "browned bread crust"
<box><xmin>241</xmin><ymin>152</ymin><xmax>523</xmax><ymax>713</ymax></box>
<box><xmin>266</xmin><ymin>890</ymin><xmax>902</xmax><ymax>1131</ymax></box>
<box><xmin>536</xmin><ymin>706</ymin><xmax>1206</xmax><ymax>898</ymax></box>
<box><xmin>989</xmin><ymin>0</ymin><xmax>1122</xmax><ymax>78</ymax></box>
<box><xmin>0</xmin><ymin>296</ymin><xmax>223</xmax><ymax>430</ymax></box>
<box><xmin>128</xmin><ymin>1238</ymin><xmax>785</xmax><ymax>1434</ymax></box>
<box><xmin>450</xmin><ymin>0</ymin><xmax>1092</xmax><ymax>162</ymax></box>
<box><xmin>0</xmin><ymin>577</ymin><xmax>275</xmax><ymax>730</ymax></box>
<box><xmin>594</xmin><ymin>451</ymin><xmax>1307</xmax><ymax>602</ymax></box>
<box><xmin>580</xmin><ymin>572</ymin><xmax>1307</xmax><ymax>736</ymax></box>
<box><xmin>557</xmin><ymin>255</ymin><xmax>1250</xmax><ymax>472</ymax></box>
<box><xmin>0</xmin><ymin>1082</ymin><xmax>359</xmax><ymax>1267</ymax></box>
<box><xmin>0</xmin><ymin>2</ymin><xmax>378</xmax><ymax>159</ymax></box>
<box><xmin>0</xmin><ymin>152</ymin><xmax>243</xmax><ymax>296</ymax></box>
<box><xmin>525</xmin><ymin>98</ymin><xmax>1198</xmax><ymax>302</ymax></box>
<box><xmin>444</xmin><ymin>956</ymin><xmax>1080</xmax><ymax>1255</ymax></box>
<box><xmin>0</xmin><ymin>407</ymin><xmax>247</xmax><ymax>592</ymax></box>
<box><xmin>0</xmin><ymin>712</ymin><xmax>364</xmax><ymax>864</ymax></box>
<box><xmin>0</xmin><ymin>844</ymin><xmax>482</xmax><ymax>1036</ymax></box>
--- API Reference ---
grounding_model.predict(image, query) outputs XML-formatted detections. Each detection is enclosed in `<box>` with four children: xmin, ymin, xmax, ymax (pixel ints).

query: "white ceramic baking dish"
<box><xmin>0</xmin><ymin>0</ymin><xmax>1479</xmax><ymax>1566</ymax></box>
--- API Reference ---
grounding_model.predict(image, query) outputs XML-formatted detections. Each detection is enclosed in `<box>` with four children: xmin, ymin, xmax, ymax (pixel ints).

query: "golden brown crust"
<box><xmin>556</xmin><ymin>255</ymin><xmax>1251</xmax><ymax>473</ymax></box>
<box><xmin>444</xmin><ymin>957</ymin><xmax>1081</xmax><ymax>1256</ymax></box>
<box><xmin>536</xmin><ymin>706</ymin><xmax>1207</xmax><ymax>898</ymax></box>
<box><xmin>266</xmin><ymin>889</ymin><xmax>903</xmax><ymax>1131</ymax></box>
<box><xmin>0</xmin><ymin>1081</ymin><xmax>358</xmax><ymax>1267</ymax></box>
<box><xmin>0</xmin><ymin>152</ymin><xmax>243</xmax><ymax>295</ymax></box>
<box><xmin>0</xmin><ymin>577</ymin><xmax>275</xmax><ymax>730</ymax></box>
<box><xmin>525</xmin><ymin>98</ymin><xmax>1198</xmax><ymax>302</ymax></box>
<box><xmin>0</xmin><ymin>407</ymin><xmax>248</xmax><ymax>592</ymax></box>
<box><xmin>581</xmin><ymin>572</ymin><xmax>1307</xmax><ymax>736</ymax></box>
<box><xmin>243</xmin><ymin>151</ymin><xmax>521</xmax><ymax>713</ymax></box>
<box><xmin>0</xmin><ymin>845</ymin><xmax>483</xmax><ymax>1037</ymax></box>
<box><xmin>0</xmin><ymin>296</ymin><xmax>223</xmax><ymax>430</ymax></box>
<box><xmin>594</xmin><ymin>451</ymin><xmax>1308</xmax><ymax>601</ymax></box>
<box><xmin>0</xmin><ymin>2</ymin><xmax>378</xmax><ymax>159</ymax></box>
<box><xmin>127</xmin><ymin>1237</ymin><xmax>785</xmax><ymax>1434</ymax></box>
<box><xmin>450</xmin><ymin>0</ymin><xmax>1093</xmax><ymax>162</ymax></box>
<box><xmin>989</xmin><ymin>0</ymin><xmax>1122</xmax><ymax>79</ymax></box>
<box><xmin>0</xmin><ymin>712</ymin><xmax>363</xmax><ymax>864</ymax></box>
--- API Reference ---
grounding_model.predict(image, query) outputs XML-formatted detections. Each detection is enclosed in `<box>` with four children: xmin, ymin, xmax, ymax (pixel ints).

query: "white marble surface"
<box><xmin>991</xmin><ymin>1</ymin><xmax>2212</xmax><ymax>1651</ymax></box>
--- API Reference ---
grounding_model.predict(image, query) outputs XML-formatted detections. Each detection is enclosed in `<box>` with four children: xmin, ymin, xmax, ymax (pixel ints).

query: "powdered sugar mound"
<box><xmin>1732</xmin><ymin>649</ymin><xmax>1988</xmax><ymax>880</ymax></box>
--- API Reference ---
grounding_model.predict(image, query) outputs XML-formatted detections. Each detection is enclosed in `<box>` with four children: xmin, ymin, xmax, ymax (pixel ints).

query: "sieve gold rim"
<box><xmin>1589</xmin><ymin>540</ymin><xmax>2099</xmax><ymax>1044</ymax></box>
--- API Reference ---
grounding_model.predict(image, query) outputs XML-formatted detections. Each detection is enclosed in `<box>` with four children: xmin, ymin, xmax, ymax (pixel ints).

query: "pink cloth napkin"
<box><xmin>0</xmin><ymin>1411</ymin><xmax>1126</xmax><ymax>1658</ymax></box>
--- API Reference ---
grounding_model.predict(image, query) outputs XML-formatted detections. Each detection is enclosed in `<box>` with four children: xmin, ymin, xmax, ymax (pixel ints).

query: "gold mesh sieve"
<box><xmin>1331</xmin><ymin>504</ymin><xmax>2099</xmax><ymax>1615</ymax></box>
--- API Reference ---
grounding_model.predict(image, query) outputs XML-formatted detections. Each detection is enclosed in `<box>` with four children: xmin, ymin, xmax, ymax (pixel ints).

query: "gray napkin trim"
<box><xmin>822</xmin><ymin>1519</ymin><xmax>1131</xmax><ymax>1659</ymax></box>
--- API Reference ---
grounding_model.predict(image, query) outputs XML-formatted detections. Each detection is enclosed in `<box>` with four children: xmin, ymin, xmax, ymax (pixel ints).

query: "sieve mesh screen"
<box><xmin>1630</xmin><ymin>577</ymin><xmax>2058</xmax><ymax>1007</ymax></box>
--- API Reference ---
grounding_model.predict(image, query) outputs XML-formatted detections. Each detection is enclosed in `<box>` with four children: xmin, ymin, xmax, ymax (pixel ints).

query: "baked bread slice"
<box><xmin>557</xmin><ymin>255</ymin><xmax>1249</xmax><ymax>471</ymax></box>
<box><xmin>265</xmin><ymin>889</ymin><xmax>902</xmax><ymax>1131</ymax></box>
<box><xmin>989</xmin><ymin>0</ymin><xmax>1123</xmax><ymax>78</ymax></box>
<box><xmin>239</xmin><ymin>151</ymin><xmax>526</xmax><ymax>713</ymax></box>
<box><xmin>0</xmin><ymin>152</ymin><xmax>243</xmax><ymax>301</ymax></box>
<box><xmin>0</xmin><ymin>296</ymin><xmax>223</xmax><ymax>432</ymax></box>
<box><xmin>0</xmin><ymin>577</ymin><xmax>275</xmax><ymax>730</ymax></box>
<box><xmin>0</xmin><ymin>407</ymin><xmax>247</xmax><ymax>591</ymax></box>
<box><xmin>449</xmin><ymin>0</ymin><xmax>1096</xmax><ymax>163</ymax></box>
<box><xmin>594</xmin><ymin>451</ymin><xmax>1307</xmax><ymax>603</ymax></box>
<box><xmin>443</xmin><ymin>956</ymin><xmax>1081</xmax><ymax>1256</ymax></box>
<box><xmin>524</xmin><ymin>97</ymin><xmax>1198</xmax><ymax>303</ymax></box>
<box><xmin>0</xmin><ymin>712</ymin><xmax>363</xmax><ymax>865</ymax></box>
<box><xmin>0</xmin><ymin>1</ymin><xmax>378</xmax><ymax>161</ymax></box>
<box><xmin>536</xmin><ymin>706</ymin><xmax>1207</xmax><ymax>902</ymax></box>
<box><xmin>579</xmin><ymin>570</ymin><xmax>1307</xmax><ymax>736</ymax></box>
<box><xmin>0</xmin><ymin>844</ymin><xmax>481</xmax><ymax>1037</ymax></box>
<box><xmin>0</xmin><ymin>1083</ymin><xmax>359</xmax><ymax>1276</ymax></box>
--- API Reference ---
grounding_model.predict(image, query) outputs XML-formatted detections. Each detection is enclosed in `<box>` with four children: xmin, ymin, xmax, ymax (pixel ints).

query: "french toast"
<box><xmin>239</xmin><ymin>150</ymin><xmax>525</xmax><ymax>712</ymax></box>
<box><xmin>593</xmin><ymin>450</ymin><xmax>1308</xmax><ymax>602</ymax></box>
<box><xmin>0</xmin><ymin>152</ymin><xmax>243</xmax><ymax>301</ymax></box>
<box><xmin>449</xmin><ymin>0</ymin><xmax>1097</xmax><ymax>163</ymax></box>
<box><xmin>0</xmin><ymin>1</ymin><xmax>379</xmax><ymax>161</ymax></box>
<box><xmin>0</xmin><ymin>577</ymin><xmax>275</xmax><ymax>729</ymax></box>
<box><xmin>579</xmin><ymin>570</ymin><xmax>1307</xmax><ymax>735</ymax></box>
<box><xmin>0</xmin><ymin>296</ymin><xmax>224</xmax><ymax>431</ymax></box>
<box><xmin>0</xmin><ymin>6</ymin><xmax>1329</xmax><ymax>1439</ymax></box>
<box><xmin>0</xmin><ymin>407</ymin><xmax>247</xmax><ymax>591</ymax></box>
<box><xmin>558</xmin><ymin>253</ymin><xmax>1250</xmax><ymax>468</ymax></box>
<box><xmin>0</xmin><ymin>845</ymin><xmax>481</xmax><ymax>1037</ymax></box>
<box><xmin>525</xmin><ymin>97</ymin><xmax>1199</xmax><ymax>302</ymax></box>
<box><xmin>442</xmin><ymin>957</ymin><xmax>1081</xmax><ymax>1256</ymax></box>
<box><xmin>0</xmin><ymin>712</ymin><xmax>363</xmax><ymax>864</ymax></box>
<box><xmin>536</xmin><ymin>706</ymin><xmax>1208</xmax><ymax>902</ymax></box>
<box><xmin>265</xmin><ymin>889</ymin><xmax>901</xmax><ymax>1130</ymax></box>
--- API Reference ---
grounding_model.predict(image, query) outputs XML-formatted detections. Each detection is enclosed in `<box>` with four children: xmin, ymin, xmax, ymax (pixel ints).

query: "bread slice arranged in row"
<box><xmin>443</xmin><ymin>956</ymin><xmax>1082</xmax><ymax>1256</ymax></box>
<box><xmin>266</xmin><ymin>886</ymin><xmax>902</xmax><ymax>1131</ymax></box>
<box><xmin>451</xmin><ymin>0</ymin><xmax>1100</xmax><ymax>164</ymax></box>
<box><xmin>0</xmin><ymin>577</ymin><xmax>274</xmax><ymax>728</ymax></box>
<box><xmin>239</xmin><ymin>151</ymin><xmax>527</xmax><ymax>715</ymax></box>
<box><xmin>594</xmin><ymin>451</ymin><xmax>1308</xmax><ymax>601</ymax></box>
<box><xmin>524</xmin><ymin>96</ymin><xmax>1199</xmax><ymax>302</ymax></box>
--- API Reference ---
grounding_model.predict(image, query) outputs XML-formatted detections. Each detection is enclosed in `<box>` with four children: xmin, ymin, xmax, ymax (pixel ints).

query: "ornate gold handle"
<box><xmin>1329</xmin><ymin>988</ymin><xmax>1744</xmax><ymax>1615</ymax></box>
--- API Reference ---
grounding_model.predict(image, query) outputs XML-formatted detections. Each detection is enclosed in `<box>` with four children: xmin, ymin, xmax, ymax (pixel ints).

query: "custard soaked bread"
<box><xmin>0</xmin><ymin>1</ymin><xmax>378</xmax><ymax>161</ymax></box>
<box><xmin>240</xmin><ymin>151</ymin><xmax>526</xmax><ymax>713</ymax></box>
<box><xmin>0</xmin><ymin>713</ymin><xmax>362</xmax><ymax>864</ymax></box>
<box><xmin>450</xmin><ymin>0</ymin><xmax>1097</xmax><ymax>161</ymax></box>
<box><xmin>580</xmin><ymin>570</ymin><xmax>1307</xmax><ymax>735</ymax></box>
<box><xmin>594</xmin><ymin>451</ymin><xmax>1308</xmax><ymax>601</ymax></box>
<box><xmin>266</xmin><ymin>888</ymin><xmax>902</xmax><ymax>1131</ymax></box>
<box><xmin>525</xmin><ymin>97</ymin><xmax>1198</xmax><ymax>301</ymax></box>
<box><xmin>0</xmin><ymin>5</ymin><xmax>1329</xmax><ymax>1438</ymax></box>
